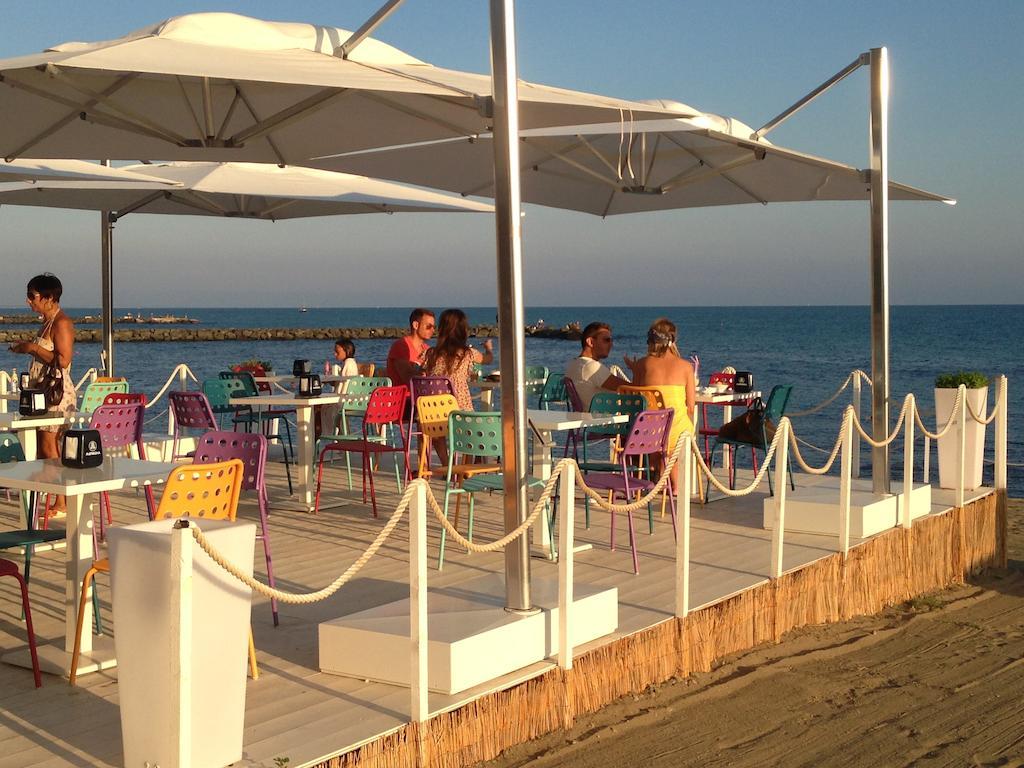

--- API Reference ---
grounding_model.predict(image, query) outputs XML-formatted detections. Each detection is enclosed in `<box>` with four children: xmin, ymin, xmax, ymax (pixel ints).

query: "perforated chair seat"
<box><xmin>461</xmin><ymin>472</ymin><xmax>544</xmax><ymax>493</ymax></box>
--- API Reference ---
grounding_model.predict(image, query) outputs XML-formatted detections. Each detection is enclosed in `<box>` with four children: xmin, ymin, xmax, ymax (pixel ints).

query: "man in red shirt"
<box><xmin>386</xmin><ymin>308</ymin><xmax>435</xmax><ymax>386</ymax></box>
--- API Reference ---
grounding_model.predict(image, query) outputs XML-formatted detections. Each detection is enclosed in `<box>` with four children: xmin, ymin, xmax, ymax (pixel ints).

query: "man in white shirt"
<box><xmin>564</xmin><ymin>322</ymin><xmax>631</xmax><ymax>409</ymax></box>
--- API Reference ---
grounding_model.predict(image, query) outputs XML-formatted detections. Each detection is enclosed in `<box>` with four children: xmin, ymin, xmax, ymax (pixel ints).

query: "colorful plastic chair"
<box><xmin>582</xmin><ymin>408</ymin><xmax>676</xmax><ymax>574</ymax></box>
<box><xmin>314</xmin><ymin>385</ymin><xmax>409</xmax><ymax>517</ymax></box>
<box><xmin>0</xmin><ymin>558</ymin><xmax>42</xmax><ymax>687</ymax></box>
<box><xmin>525</xmin><ymin>365</ymin><xmax>549</xmax><ymax>396</ymax></box>
<box><xmin>71</xmin><ymin>459</ymin><xmax>258</xmax><ymax>684</ymax></box>
<box><xmin>707</xmin><ymin>384</ymin><xmax>795</xmax><ymax>500</ymax></box>
<box><xmin>86</xmin><ymin>404</ymin><xmax>156</xmax><ymax>542</ymax></box>
<box><xmin>220</xmin><ymin>371</ymin><xmax>294</xmax><ymax>460</ymax></box>
<box><xmin>437</xmin><ymin>411</ymin><xmax>548</xmax><ymax>569</ymax></box>
<box><xmin>102</xmin><ymin>392</ymin><xmax>147</xmax><ymax>407</ymax></box>
<box><xmin>537</xmin><ymin>373</ymin><xmax>569</xmax><ymax>410</ymax></box>
<box><xmin>577</xmin><ymin>392</ymin><xmax>648</xmax><ymax>527</ymax></box>
<box><xmin>194</xmin><ymin>431</ymin><xmax>279</xmax><ymax>626</ymax></box>
<box><xmin>409</xmin><ymin>376</ymin><xmax>454</xmax><ymax>476</ymax></box>
<box><xmin>413</xmin><ymin>392</ymin><xmax>458</xmax><ymax>478</ymax></box>
<box><xmin>328</xmin><ymin>376</ymin><xmax>392</xmax><ymax>490</ymax></box>
<box><xmin>168</xmin><ymin>391</ymin><xmax>218</xmax><ymax>460</ymax></box>
<box><xmin>79</xmin><ymin>380</ymin><xmax>129</xmax><ymax>415</ymax></box>
<box><xmin>699</xmin><ymin>372</ymin><xmax>754</xmax><ymax>461</ymax></box>
<box><xmin>356</xmin><ymin>362</ymin><xmax>376</xmax><ymax>377</ymax></box>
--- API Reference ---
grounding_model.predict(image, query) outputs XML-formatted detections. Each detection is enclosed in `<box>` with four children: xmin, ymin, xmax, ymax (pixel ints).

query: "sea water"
<box><xmin>1</xmin><ymin>305</ymin><xmax>1020</xmax><ymax>493</ymax></box>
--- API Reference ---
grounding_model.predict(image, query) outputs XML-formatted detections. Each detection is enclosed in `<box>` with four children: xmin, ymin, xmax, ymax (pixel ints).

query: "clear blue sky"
<box><xmin>0</xmin><ymin>1</ymin><xmax>1020</xmax><ymax>308</ymax></box>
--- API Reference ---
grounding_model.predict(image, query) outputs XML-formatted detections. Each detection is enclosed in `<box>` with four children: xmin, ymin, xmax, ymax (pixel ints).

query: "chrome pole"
<box><xmin>868</xmin><ymin>47</ymin><xmax>890</xmax><ymax>494</ymax></box>
<box><xmin>490</xmin><ymin>0</ymin><xmax>532</xmax><ymax>612</ymax></box>
<box><xmin>100</xmin><ymin>159</ymin><xmax>115</xmax><ymax>377</ymax></box>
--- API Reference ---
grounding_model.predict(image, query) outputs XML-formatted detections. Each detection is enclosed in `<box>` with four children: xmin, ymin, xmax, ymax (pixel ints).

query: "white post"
<box><xmin>557</xmin><ymin>465</ymin><xmax>575</xmax><ymax>670</ymax></box>
<box><xmin>675</xmin><ymin>434</ymin><xmax>692</xmax><ymax>618</ymax></box>
<box><xmin>923</xmin><ymin>436</ymin><xmax>930</xmax><ymax>483</ymax></box>
<box><xmin>170</xmin><ymin>521</ymin><xmax>194</xmax><ymax>768</ymax></box>
<box><xmin>902</xmin><ymin>395</ymin><xmax>915</xmax><ymax>528</ymax></box>
<box><xmin>957</xmin><ymin>385</ymin><xmax>966</xmax><ymax>508</ymax></box>
<box><xmin>770</xmin><ymin>421</ymin><xmax>789</xmax><ymax>578</ymax></box>
<box><xmin>852</xmin><ymin>372</ymin><xmax>862</xmax><ymax>478</ymax></box>
<box><xmin>995</xmin><ymin>376</ymin><xmax>1007</xmax><ymax>494</ymax></box>
<box><xmin>0</xmin><ymin>371</ymin><xmax>9</xmax><ymax>414</ymax></box>
<box><xmin>839</xmin><ymin>410</ymin><xmax>853</xmax><ymax>556</ymax></box>
<box><xmin>410</xmin><ymin>482</ymin><xmax>428</xmax><ymax>725</ymax></box>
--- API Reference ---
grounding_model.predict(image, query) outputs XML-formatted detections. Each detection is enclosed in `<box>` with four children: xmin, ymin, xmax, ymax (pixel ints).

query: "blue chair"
<box><xmin>577</xmin><ymin>392</ymin><xmax>648</xmax><ymax>528</ymax></box>
<box><xmin>707</xmin><ymin>384</ymin><xmax>795</xmax><ymax>500</ymax></box>
<box><xmin>536</xmin><ymin>373</ymin><xmax>569</xmax><ymax>410</ymax></box>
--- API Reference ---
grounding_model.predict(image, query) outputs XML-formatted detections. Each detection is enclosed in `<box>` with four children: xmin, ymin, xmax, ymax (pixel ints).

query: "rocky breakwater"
<box><xmin>0</xmin><ymin>322</ymin><xmax>584</xmax><ymax>343</ymax></box>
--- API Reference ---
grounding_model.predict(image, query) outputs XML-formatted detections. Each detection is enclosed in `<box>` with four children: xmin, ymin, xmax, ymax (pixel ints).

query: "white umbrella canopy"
<box><xmin>0</xmin><ymin>12</ymin><xmax>692</xmax><ymax>163</ymax></box>
<box><xmin>0</xmin><ymin>157</ymin><xmax>180</xmax><ymax>185</ymax></box>
<box><xmin>0</xmin><ymin>161</ymin><xmax>494</xmax><ymax>219</ymax></box>
<box><xmin>310</xmin><ymin>111</ymin><xmax>955</xmax><ymax>215</ymax></box>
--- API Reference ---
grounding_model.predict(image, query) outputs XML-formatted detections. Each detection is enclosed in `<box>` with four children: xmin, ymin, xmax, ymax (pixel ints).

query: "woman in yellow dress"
<box><xmin>624</xmin><ymin>318</ymin><xmax>695</xmax><ymax>484</ymax></box>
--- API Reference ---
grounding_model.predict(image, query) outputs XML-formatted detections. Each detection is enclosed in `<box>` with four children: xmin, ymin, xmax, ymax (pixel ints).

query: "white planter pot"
<box><xmin>935</xmin><ymin>386</ymin><xmax>988</xmax><ymax>490</ymax></box>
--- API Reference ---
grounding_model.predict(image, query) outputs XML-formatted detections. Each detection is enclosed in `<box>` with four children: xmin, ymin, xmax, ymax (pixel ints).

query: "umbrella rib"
<box><xmin>0</xmin><ymin>73</ymin><xmax>135</xmax><ymax>160</ymax></box>
<box><xmin>235</xmin><ymin>86</ymin><xmax>287</xmax><ymax>166</ymax></box>
<box><xmin>215</xmin><ymin>89</ymin><xmax>243</xmax><ymax>143</ymax></box>
<box><xmin>229</xmin><ymin>88</ymin><xmax>349</xmax><ymax>145</ymax></box>
<box><xmin>359</xmin><ymin>91</ymin><xmax>481</xmax><ymax>139</ymax></box>
<box><xmin>43</xmin><ymin>64</ymin><xmax>191</xmax><ymax>146</ymax></box>
<box><xmin>658</xmin><ymin>154</ymin><xmax>761</xmax><ymax>195</ymax></box>
<box><xmin>533</xmin><ymin>144</ymin><xmax>621</xmax><ymax>190</ymax></box>
<box><xmin>355</xmin><ymin>61</ymin><xmax>478</xmax><ymax>99</ymax></box>
<box><xmin>662</xmin><ymin>132</ymin><xmax>766</xmax><ymax>203</ymax></box>
<box><xmin>260</xmin><ymin>199</ymin><xmax>300</xmax><ymax>217</ymax></box>
<box><xmin>162</xmin><ymin>190</ymin><xmax>228</xmax><ymax>216</ymax></box>
<box><xmin>643</xmin><ymin>134</ymin><xmax>663</xmax><ymax>189</ymax></box>
<box><xmin>176</xmin><ymin>77</ymin><xmax>207</xmax><ymax>148</ymax></box>
<box><xmin>112</xmin><ymin>190</ymin><xmax>168</xmax><ymax>220</ymax></box>
<box><xmin>201</xmin><ymin>77</ymin><xmax>216</xmax><ymax>140</ymax></box>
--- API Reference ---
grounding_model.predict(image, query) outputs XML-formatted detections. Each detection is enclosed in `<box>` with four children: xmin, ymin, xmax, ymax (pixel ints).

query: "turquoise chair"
<box><xmin>79</xmin><ymin>380</ymin><xmax>128</xmax><ymax>414</ymax></box>
<box><xmin>525</xmin><ymin>365</ymin><xmax>549</xmax><ymax>397</ymax></box>
<box><xmin>437</xmin><ymin>411</ymin><xmax>551</xmax><ymax>569</ymax></box>
<box><xmin>578</xmin><ymin>392</ymin><xmax>648</xmax><ymax>528</ymax></box>
<box><xmin>537</xmin><ymin>372</ymin><xmax>568</xmax><ymax>410</ymax></box>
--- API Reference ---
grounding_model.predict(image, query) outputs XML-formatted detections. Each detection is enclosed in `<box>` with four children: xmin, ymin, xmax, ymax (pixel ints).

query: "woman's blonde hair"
<box><xmin>646</xmin><ymin>318</ymin><xmax>678</xmax><ymax>357</ymax></box>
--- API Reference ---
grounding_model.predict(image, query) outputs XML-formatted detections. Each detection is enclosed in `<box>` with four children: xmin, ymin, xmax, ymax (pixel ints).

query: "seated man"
<box><xmin>565</xmin><ymin>321</ymin><xmax>631</xmax><ymax>409</ymax></box>
<box><xmin>386</xmin><ymin>308</ymin><xmax>435</xmax><ymax>386</ymax></box>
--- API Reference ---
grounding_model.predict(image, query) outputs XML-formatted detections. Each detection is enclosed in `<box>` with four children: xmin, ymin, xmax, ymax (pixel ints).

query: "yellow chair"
<box><xmin>356</xmin><ymin>362</ymin><xmax>376</xmax><ymax>378</ymax></box>
<box><xmin>70</xmin><ymin>459</ymin><xmax>260</xmax><ymax>684</ymax></box>
<box><xmin>415</xmin><ymin>394</ymin><xmax>459</xmax><ymax>478</ymax></box>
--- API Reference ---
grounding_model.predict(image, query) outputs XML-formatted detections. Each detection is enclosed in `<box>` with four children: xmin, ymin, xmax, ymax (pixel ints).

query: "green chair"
<box><xmin>79</xmin><ymin>380</ymin><xmax>128</xmax><ymax>414</ymax></box>
<box><xmin>707</xmin><ymin>384</ymin><xmax>795</xmax><ymax>500</ymax></box>
<box><xmin>525</xmin><ymin>365</ymin><xmax>549</xmax><ymax>397</ymax></box>
<box><xmin>318</xmin><ymin>376</ymin><xmax>392</xmax><ymax>490</ymax></box>
<box><xmin>437</xmin><ymin>411</ymin><xmax>551</xmax><ymax>569</ymax></box>
<box><xmin>536</xmin><ymin>372</ymin><xmax>569</xmax><ymax>410</ymax></box>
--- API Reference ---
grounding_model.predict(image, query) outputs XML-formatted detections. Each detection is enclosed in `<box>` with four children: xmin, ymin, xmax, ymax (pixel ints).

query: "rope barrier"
<box><xmin>913</xmin><ymin>388</ymin><xmax>963</xmax><ymax>440</ymax></box>
<box><xmin>691</xmin><ymin>419</ymin><xmax>785</xmax><ymax>496</ymax></box>
<box><xmin>851</xmin><ymin>393</ymin><xmax>914</xmax><ymax>447</ymax></box>
<box><xmin>788</xmin><ymin>409</ymin><xmax>849</xmax><ymax>475</ymax></box>
<box><xmin>145</xmin><ymin>364</ymin><xmax>199</xmax><ymax>408</ymax></box>
<box><xmin>965</xmin><ymin>378</ymin><xmax>1004</xmax><ymax>426</ymax></box>
<box><xmin>789</xmin><ymin>371</ymin><xmax>860</xmax><ymax>417</ymax></box>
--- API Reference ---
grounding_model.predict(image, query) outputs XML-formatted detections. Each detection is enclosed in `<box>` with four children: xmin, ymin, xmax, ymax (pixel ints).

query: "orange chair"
<box><xmin>356</xmin><ymin>362</ymin><xmax>375</xmax><ymax>377</ymax></box>
<box><xmin>70</xmin><ymin>459</ymin><xmax>259</xmax><ymax>684</ymax></box>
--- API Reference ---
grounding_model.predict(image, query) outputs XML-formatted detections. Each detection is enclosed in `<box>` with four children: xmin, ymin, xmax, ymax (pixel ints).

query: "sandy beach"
<box><xmin>481</xmin><ymin>499</ymin><xmax>1024</xmax><ymax>768</ymax></box>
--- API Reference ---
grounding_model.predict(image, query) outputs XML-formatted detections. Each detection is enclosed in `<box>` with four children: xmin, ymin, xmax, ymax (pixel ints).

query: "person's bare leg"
<box><xmin>39</xmin><ymin>430</ymin><xmax>66</xmax><ymax>510</ymax></box>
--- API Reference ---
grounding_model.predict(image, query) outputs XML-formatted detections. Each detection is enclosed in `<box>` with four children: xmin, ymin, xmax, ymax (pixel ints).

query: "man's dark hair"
<box><xmin>409</xmin><ymin>308</ymin><xmax>434</xmax><ymax>329</ymax></box>
<box><xmin>27</xmin><ymin>273</ymin><xmax>63</xmax><ymax>302</ymax></box>
<box><xmin>580</xmin><ymin>321</ymin><xmax>611</xmax><ymax>350</ymax></box>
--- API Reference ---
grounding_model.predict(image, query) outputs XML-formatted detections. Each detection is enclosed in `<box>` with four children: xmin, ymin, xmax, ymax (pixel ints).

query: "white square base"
<box><xmin>142</xmin><ymin>433</ymin><xmax>194</xmax><ymax>462</ymax></box>
<box><xmin>763</xmin><ymin>481</ymin><xmax>932</xmax><ymax>539</ymax></box>
<box><xmin>319</xmin><ymin>575</ymin><xmax>617</xmax><ymax>695</ymax></box>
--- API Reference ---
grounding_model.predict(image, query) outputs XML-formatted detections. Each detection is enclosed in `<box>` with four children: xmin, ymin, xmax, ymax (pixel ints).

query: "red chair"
<box><xmin>700</xmin><ymin>372</ymin><xmax>756</xmax><ymax>471</ymax></box>
<box><xmin>314</xmin><ymin>386</ymin><xmax>410</xmax><ymax>517</ymax></box>
<box><xmin>0</xmin><ymin>558</ymin><xmax>42</xmax><ymax>687</ymax></box>
<box><xmin>102</xmin><ymin>392</ymin><xmax>148</xmax><ymax>407</ymax></box>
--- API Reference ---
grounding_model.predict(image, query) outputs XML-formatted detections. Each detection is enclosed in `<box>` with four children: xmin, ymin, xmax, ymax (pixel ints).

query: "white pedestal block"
<box><xmin>319</xmin><ymin>574</ymin><xmax>617</xmax><ymax>695</ymax></box>
<box><xmin>109</xmin><ymin>518</ymin><xmax>255</xmax><ymax>768</ymax></box>
<box><xmin>142</xmin><ymin>433</ymin><xmax>195</xmax><ymax>461</ymax></box>
<box><xmin>762</xmin><ymin>481</ymin><xmax>932</xmax><ymax>539</ymax></box>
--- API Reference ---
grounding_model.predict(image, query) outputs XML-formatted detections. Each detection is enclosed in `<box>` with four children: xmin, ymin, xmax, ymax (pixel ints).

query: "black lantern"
<box><xmin>733</xmin><ymin>371</ymin><xmax>754</xmax><ymax>394</ymax></box>
<box><xmin>297</xmin><ymin>373</ymin><xmax>322</xmax><ymax>397</ymax></box>
<box><xmin>19</xmin><ymin>371</ymin><xmax>31</xmax><ymax>391</ymax></box>
<box><xmin>62</xmin><ymin>428</ymin><xmax>104</xmax><ymax>469</ymax></box>
<box><xmin>292</xmin><ymin>359</ymin><xmax>311</xmax><ymax>377</ymax></box>
<box><xmin>18</xmin><ymin>389</ymin><xmax>47</xmax><ymax>416</ymax></box>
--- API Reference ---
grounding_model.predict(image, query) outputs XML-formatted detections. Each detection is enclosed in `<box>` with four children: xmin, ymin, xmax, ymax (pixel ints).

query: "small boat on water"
<box><xmin>299</xmin><ymin>306</ymin><xmax>308</xmax><ymax>313</ymax></box>
<box><xmin>148</xmin><ymin>314</ymin><xmax>200</xmax><ymax>324</ymax></box>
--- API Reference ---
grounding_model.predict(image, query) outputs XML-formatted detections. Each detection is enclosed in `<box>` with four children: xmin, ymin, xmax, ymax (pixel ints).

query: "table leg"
<box><xmin>722</xmin><ymin>404</ymin><xmax>733</xmax><ymax>474</ymax></box>
<box><xmin>66</xmin><ymin>493</ymin><xmax>91</xmax><ymax>656</ymax></box>
<box><xmin>17</xmin><ymin>427</ymin><xmax>38</xmax><ymax>461</ymax></box>
<box><xmin>530</xmin><ymin>427</ymin><xmax>554</xmax><ymax>558</ymax></box>
<box><xmin>295</xmin><ymin>404</ymin><xmax>315</xmax><ymax>511</ymax></box>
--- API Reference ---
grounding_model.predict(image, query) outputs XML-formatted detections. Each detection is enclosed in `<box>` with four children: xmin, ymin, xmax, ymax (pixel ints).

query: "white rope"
<box><xmin>913</xmin><ymin>387</ymin><xmax>963</xmax><ymax>440</ymax></box>
<box><xmin>794</xmin><ymin>436</ymin><xmax>831</xmax><ymax>454</ymax></box>
<box><xmin>789</xmin><ymin>371</ymin><xmax>856</xmax><ymax>417</ymax></box>
<box><xmin>851</xmin><ymin>393</ymin><xmax>914</xmax><ymax>447</ymax></box>
<box><xmin>144</xmin><ymin>407</ymin><xmax>169</xmax><ymax>427</ymax></box>
<box><xmin>145</xmin><ymin>363</ymin><xmax>199</xmax><ymax>408</ymax></box>
<box><xmin>965</xmin><ymin>378</ymin><xmax>1004</xmax><ymax>426</ymax></box>
<box><xmin>691</xmin><ymin>418</ymin><xmax>786</xmax><ymax>496</ymax></box>
<box><xmin>788</xmin><ymin>409</ymin><xmax>849</xmax><ymax>475</ymax></box>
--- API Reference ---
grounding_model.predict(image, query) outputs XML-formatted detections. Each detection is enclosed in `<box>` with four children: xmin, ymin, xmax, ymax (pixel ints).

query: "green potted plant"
<box><xmin>934</xmin><ymin>371</ymin><xmax>989</xmax><ymax>490</ymax></box>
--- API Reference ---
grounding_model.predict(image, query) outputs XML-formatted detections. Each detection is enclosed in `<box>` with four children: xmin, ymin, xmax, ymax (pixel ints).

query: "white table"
<box><xmin>471</xmin><ymin>378</ymin><xmax>546</xmax><ymax>409</ymax></box>
<box><xmin>0</xmin><ymin>411</ymin><xmax>80</xmax><ymax>461</ymax></box>
<box><xmin>0</xmin><ymin>457</ymin><xmax>175</xmax><ymax>676</ymax></box>
<box><xmin>527</xmin><ymin>408</ymin><xmax>629</xmax><ymax>558</ymax></box>
<box><xmin>695</xmin><ymin>389</ymin><xmax>761</xmax><ymax>472</ymax></box>
<box><xmin>231</xmin><ymin>392</ymin><xmax>362</xmax><ymax>512</ymax></box>
<box><xmin>256</xmin><ymin>373</ymin><xmax>355</xmax><ymax>387</ymax></box>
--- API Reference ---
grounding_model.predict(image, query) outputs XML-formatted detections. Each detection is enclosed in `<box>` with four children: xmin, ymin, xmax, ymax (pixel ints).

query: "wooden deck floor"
<box><xmin>0</xmin><ymin>456</ymin><xmax>983</xmax><ymax>768</ymax></box>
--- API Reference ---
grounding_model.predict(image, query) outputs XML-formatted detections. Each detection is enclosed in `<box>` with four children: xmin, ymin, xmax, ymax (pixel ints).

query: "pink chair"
<box><xmin>193</xmin><ymin>431</ymin><xmax>279</xmax><ymax>626</ymax></box>
<box><xmin>89</xmin><ymin>403</ymin><xmax>156</xmax><ymax>538</ymax></box>
<box><xmin>582</xmin><ymin>408</ymin><xmax>676</xmax><ymax>575</ymax></box>
<box><xmin>0</xmin><ymin>558</ymin><xmax>42</xmax><ymax>687</ymax></box>
<box><xmin>700</xmin><ymin>372</ymin><xmax>757</xmax><ymax>470</ymax></box>
<box><xmin>102</xmin><ymin>392</ymin><xmax>148</xmax><ymax>407</ymax></box>
<box><xmin>315</xmin><ymin>386</ymin><xmax>410</xmax><ymax>517</ymax></box>
<box><xmin>169</xmin><ymin>391</ymin><xmax>218</xmax><ymax>460</ymax></box>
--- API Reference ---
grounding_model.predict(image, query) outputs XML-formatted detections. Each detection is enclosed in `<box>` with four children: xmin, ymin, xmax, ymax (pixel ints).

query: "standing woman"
<box><xmin>9</xmin><ymin>274</ymin><xmax>77</xmax><ymax>511</ymax></box>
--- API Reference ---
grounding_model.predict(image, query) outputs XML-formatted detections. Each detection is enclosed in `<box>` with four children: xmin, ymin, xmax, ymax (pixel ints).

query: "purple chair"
<box><xmin>408</xmin><ymin>375</ymin><xmax>454</xmax><ymax>478</ymax></box>
<box><xmin>169</xmin><ymin>391</ymin><xmax>218</xmax><ymax>460</ymax></box>
<box><xmin>561</xmin><ymin>377</ymin><xmax>586</xmax><ymax>457</ymax></box>
<box><xmin>193</xmin><ymin>431</ymin><xmax>279</xmax><ymax>626</ymax></box>
<box><xmin>89</xmin><ymin>403</ymin><xmax>156</xmax><ymax>538</ymax></box>
<box><xmin>583</xmin><ymin>408</ymin><xmax>676</xmax><ymax>575</ymax></box>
